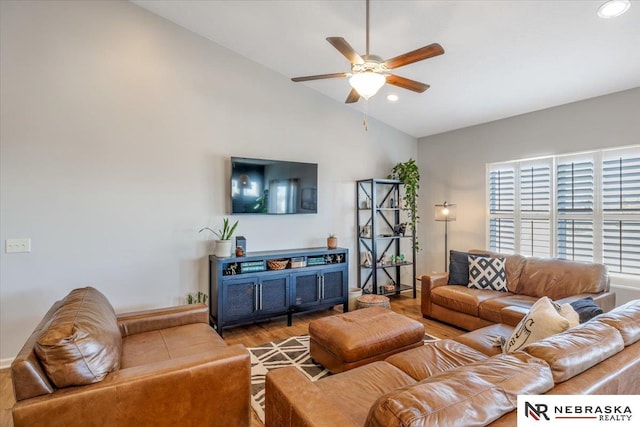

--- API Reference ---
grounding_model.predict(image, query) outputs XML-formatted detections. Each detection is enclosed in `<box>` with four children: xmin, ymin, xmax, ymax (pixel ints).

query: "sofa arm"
<box><xmin>12</xmin><ymin>344</ymin><xmax>250</xmax><ymax>427</ymax></box>
<box><xmin>420</xmin><ymin>273</ymin><xmax>449</xmax><ymax>291</ymax></box>
<box><xmin>266</xmin><ymin>367</ymin><xmax>357</xmax><ymax>427</ymax></box>
<box><xmin>420</xmin><ymin>273</ymin><xmax>448</xmax><ymax>317</ymax></box>
<box><xmin>117</xmin><ymin>303</ymin><xmax>208</xmax><ymax>336</ymax></box>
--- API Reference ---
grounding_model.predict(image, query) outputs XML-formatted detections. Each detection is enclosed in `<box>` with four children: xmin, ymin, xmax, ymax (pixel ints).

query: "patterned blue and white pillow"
<box><xmin>467</xmin><ymin>255</ymin><xmax>507</xmax><ymax>292</ymax></box>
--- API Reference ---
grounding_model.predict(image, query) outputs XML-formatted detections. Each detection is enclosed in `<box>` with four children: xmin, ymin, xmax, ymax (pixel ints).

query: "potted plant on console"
<box><xmin>199</xmin><ymin>218</ymin><xmax>239</xmax><ymax>258</ymax></box>
<box><xmin>327</xmin><ymin>234</ymin><xmax>338</xmax><ymax>249</ymax></box>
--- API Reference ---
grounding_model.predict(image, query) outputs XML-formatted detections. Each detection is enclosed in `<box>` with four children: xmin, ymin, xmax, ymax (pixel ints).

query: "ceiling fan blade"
<box><xmin>291</xmin><ymin>72</ymin><xmax>348</xmax><ymax>82</ymax></box>
<box><xmin>345</xmin><ymin>88</ymin><xmax>360</xmax><ymax>103</ymax></box>
<box><xmin>327</xmin><ymin>37</ymin><xmax>364</xmax><ymax>64</ymax></box>
<box><xmin>386</xmin><ymin>75</ymin><xmax>430</xmax><ymax>93</ymax></box>
<box><xmin>384</xmin><ymin>43</ymin><xmax>444</xmax><ymax>69</ymax></box>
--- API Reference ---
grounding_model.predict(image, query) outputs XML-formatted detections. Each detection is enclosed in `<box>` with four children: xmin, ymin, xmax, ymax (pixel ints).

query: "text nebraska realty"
<box><xmin>526</xmin><ymin>402</ymin><xmax>633</xmax><ymax>422</ymax></box>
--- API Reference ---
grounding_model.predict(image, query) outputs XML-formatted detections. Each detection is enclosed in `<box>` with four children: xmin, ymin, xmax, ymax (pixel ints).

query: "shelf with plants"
<box><xmin>356</xmin><ymin>178</ymin><xmax>417</xmax><ymax>298</ymax></box>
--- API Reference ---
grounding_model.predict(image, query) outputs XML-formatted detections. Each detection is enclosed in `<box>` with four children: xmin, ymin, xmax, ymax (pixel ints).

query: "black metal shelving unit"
<box><xmin>356</xmin><ymin>178</ymin><xmax>417</xmax><ymax>298</ymax></box>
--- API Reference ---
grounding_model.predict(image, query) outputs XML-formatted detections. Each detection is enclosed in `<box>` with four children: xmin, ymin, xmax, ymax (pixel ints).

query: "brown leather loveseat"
<box><xmin>266</xmin><ymin>300</ymin><xmax>640</xmax><ymax>426</ymax></box>
<box><xmin>421</xmin><ymin>250</ymin><xmax>616</xmax><ymax>330</ymax></box>
<box><xmin>11</xmin><ymin>286</ymin><xmax>251</xmax><ymax>427</ymax></box>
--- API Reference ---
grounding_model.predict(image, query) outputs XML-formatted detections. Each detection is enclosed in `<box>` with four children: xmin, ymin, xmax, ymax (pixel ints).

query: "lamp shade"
<box><xmin>434</xmin><ymin>201</ymin><xmax>457</xmax><ymax>222</ymax></box>
<box><xmin>349</xmin><ymin>72</ymin><xmax>386</xmax><ymax>100</ymax></box>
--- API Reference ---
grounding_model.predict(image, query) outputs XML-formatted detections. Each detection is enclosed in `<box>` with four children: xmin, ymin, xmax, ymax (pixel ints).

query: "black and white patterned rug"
<box><xmin>248</xmin><ymin>333</ymin><xmax>438</xmax><ymax>423</ymax></box>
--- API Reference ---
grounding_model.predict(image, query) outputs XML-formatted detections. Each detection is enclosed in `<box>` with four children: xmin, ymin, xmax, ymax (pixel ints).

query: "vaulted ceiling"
<box><xmin>133</xmin><ymin>1</ymin><xmax>640</xmax><ymax>138</ymax></box>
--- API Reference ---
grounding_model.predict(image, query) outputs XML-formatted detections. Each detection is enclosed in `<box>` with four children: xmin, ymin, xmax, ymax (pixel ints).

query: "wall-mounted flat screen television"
<box><xmin>231</xmin><ymin>157</ymin><xmax>318</xmax><ymax>214</ymax></box>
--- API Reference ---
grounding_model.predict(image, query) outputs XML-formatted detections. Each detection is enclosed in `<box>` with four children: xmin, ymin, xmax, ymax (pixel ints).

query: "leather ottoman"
<box><xmin>308</xmin><ymin>307</ymin><xmax>425</xmax><ymax>373</ymax></box>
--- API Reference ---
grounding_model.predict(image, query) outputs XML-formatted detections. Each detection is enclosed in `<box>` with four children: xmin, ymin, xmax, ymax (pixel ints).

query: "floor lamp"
<box><xmin>435</xmin><ymin>201</ymin><xmax>457</xmax><ymax>272</ymax></box>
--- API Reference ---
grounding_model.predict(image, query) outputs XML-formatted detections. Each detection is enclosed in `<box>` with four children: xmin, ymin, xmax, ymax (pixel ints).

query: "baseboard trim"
<box><xmin>0</xmin><ymin>357</ymin><xmax>14</xmax><ymax>369</ymax></box>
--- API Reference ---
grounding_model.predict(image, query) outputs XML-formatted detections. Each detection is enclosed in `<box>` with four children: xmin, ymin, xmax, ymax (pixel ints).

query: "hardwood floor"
<box><xmin>0</xmin><ymin>294</ymin><xmax>463</xmax><ymax>427</ymax></box>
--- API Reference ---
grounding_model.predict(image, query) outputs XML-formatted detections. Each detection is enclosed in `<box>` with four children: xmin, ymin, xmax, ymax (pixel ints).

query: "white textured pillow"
<box><xmin>467</xmin><ymin>255</ymin><xmax>507</xmax><ymax>292</ymax></box>
<box><xmin>503</xmin><ymin>297</ymin><xmax>571</xmax><ymax>353</ymax></box>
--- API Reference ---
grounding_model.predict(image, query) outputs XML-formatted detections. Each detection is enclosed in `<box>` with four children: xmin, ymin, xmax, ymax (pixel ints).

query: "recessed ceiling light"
<box><xmin>597</xmin><ymin>0</ymin><xmax>631</xmax><ymax>18</ymax></box>
<box><xmin>387</xmin><ymin>94</ymin><xmax>399</xmax><ymax>102</ymax></box>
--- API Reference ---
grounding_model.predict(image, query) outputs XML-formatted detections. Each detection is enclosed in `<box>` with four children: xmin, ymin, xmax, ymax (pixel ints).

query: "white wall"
<box><xmin>0</xmin><ymin>0</ymin><xmax>416</xmax><ymax>361</ymax></box>
<box><xmin>417</xmin><ymin>88</ymin><xmax>640</xmax><ymax>303</ymax></box>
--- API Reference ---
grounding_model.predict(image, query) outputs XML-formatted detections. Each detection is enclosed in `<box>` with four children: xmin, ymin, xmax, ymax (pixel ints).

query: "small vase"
<box><xmin>214</xmin><ymin>239</ymin><xmax>233</xmax><ymax>258</ymax></box>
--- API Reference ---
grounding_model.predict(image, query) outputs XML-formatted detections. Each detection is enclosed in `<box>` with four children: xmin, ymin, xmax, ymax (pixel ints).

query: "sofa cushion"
<box><xmin>452</xmin><ymin>323</ymin><xmax>514</xmax><ymax>356</ymax></box>
<box><xmin>315</xmin><ymin>361</ymin><xmax>416</xmax><ymax>426</ymax></box>
<box><xmin>385</xmin><ymin>339</ymin><xmax>488</xmax><ymax>381</ymax></box>
<box><xmin>35</xmin><ymin>287</ymin><xmax>122</xmax><ymax>388</ymax></box>
<box><xmin>366</xmin><ymin>352</ymin><xmax>553</xmax><ymax>427</ymax></box>
<box><xmin>523</xmin><ymin>321</ymin><xmax>624</xmax><ymax>383</ymax></box>
<box><xmin>594</xmin><ymin>300</ymin><xmax>640</xmax><ymax>346</ymax></box>
<box><xmin>503</xmin><ymin>297</ymin><xmax>571</xmax><ymax>353</ymax></box>
<box><xmin>120</xmin><ymin>323</ymin><xmax>227</xmax><ymax>368</ymax></box>
<box><xmin>516</xmin><ymin>257</ymin><xmax>608</xmax><ymax>299</ymax></box>
<box><xmin>431</xmin><ymin>285</ymin><xmax>510</xmax><ymax>317</ymax></box>
<box><xmin>478</xmin><ymin>295</ymin><xmax>538</xmax><ymax>323</ymax></box>
<box><xmin>468</xmin><ymin>255</ymin><xmax>508</xmax><ymax>292</ymax></box>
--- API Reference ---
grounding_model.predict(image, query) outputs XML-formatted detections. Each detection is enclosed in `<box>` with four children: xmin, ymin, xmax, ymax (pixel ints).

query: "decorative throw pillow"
<box><xmin>503</xmin><ymin>297</ymin><xmax>571</xmax><ymax>353</ymax></box>
<box><xmin>448</xmin><ymin>250</ymin><xmax>475</xmax><ymax>285</ymax></box>
<box><xmin>35</xmin><ymin>287</ymin><xmax>122</xmax><ymax>388</ymax></box>
<box><xmin>467</xmin><ymin>255</ymin><xmax>507</xmax><ymax>292</ymax></box>
<box><xmin>570</xmin><ymin>296</ymin><xmax>604</xmax><ymax>323</ymax></box>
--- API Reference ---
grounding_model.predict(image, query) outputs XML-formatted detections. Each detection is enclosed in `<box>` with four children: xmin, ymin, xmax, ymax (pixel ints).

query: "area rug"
<box><xmin>248</xmin><ymin>333</ymin><xmax>438</xmax><ymax>423</ymax></box>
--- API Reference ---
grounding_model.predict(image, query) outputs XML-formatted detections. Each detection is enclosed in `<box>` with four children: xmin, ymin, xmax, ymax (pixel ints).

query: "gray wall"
<box><xmin>0</xmin><ymin>0</ymin><xmax>416</xmax><ymax>362</ymax></box>
<box><xmin>417</xmin><ymin>88</ymin><xmax>640</xmax><ymax>302</ymax></box>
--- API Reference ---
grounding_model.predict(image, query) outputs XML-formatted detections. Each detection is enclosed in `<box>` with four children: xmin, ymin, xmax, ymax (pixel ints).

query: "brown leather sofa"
<box><xmin>11</xmin><ymin>287</ymin><xmax>251</xmax><ymax>427</ymax></box>
<box><xmin>265</xmin><ymin>300</ymin><xmax>640</xmax><ymax>426</ymax></box>
<box><xmin>421</xmin><ymin>250</ymin><xmax>616</xmax><ymax>330</ymax></box>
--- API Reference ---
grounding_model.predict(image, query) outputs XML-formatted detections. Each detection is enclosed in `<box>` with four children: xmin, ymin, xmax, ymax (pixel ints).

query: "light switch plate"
<box><xmin>6</xmin><ymin>238</ymin><xmax>31</xmax><ymax>253</ymax></box>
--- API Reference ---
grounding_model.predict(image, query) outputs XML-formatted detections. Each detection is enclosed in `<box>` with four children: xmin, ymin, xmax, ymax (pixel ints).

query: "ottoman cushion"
<box><xmin>309</xmin><ymin>307</ymin><xmax>425</xmax><ymax>373</ymax></box>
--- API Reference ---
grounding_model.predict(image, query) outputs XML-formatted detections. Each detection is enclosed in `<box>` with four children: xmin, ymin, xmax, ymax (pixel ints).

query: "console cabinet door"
<box><xmin>222</xmin><ymin>277</ymin><xmax>258</xmax><ymax>322</ymax></box>
<box><xmin>259</xmin><ymin>274</ymin><xmax>289</xmax><ymax>315</ymax></box>
<box><xmin>321</xmin><ymin>267</ymin><xmax>346</xmax><ymax>304</ymax></box>
<box><xmin>291</xmin><ymin>271</ymin><xmax>321</xmax><ymax>308</ymax></box>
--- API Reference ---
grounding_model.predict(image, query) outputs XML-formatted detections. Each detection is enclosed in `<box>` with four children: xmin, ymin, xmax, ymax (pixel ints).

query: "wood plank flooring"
<box><xmin>0</xmin><ymin>294</ymin><xmax>463</xmax><ymax>427</ymax></box>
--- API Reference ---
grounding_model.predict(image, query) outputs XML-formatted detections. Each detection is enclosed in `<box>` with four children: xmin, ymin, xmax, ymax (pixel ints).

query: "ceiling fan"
<box><xmin>291</xmin><ymin>0</ymin><xmax>444</xmax><ymax>103</ymax></box>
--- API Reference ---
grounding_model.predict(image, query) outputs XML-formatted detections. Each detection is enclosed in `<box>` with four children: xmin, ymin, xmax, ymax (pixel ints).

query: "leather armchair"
<box><xmin>12</xmin><ymin>297</ymin><xmax>251</xmax><ymax>427</ymax></box>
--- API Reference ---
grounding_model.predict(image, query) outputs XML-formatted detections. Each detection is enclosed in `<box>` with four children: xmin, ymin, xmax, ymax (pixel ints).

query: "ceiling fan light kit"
<box><xmin>291</xmin><ymin>0</ymin><xmax>444</xmax><ymax>103</ymax></box>
<box><xmin>597</xmin><ymin>0</ymin><xmax>631</xmax><ymax>18</ymax></box>
<box><xmin>349</xmin><ymin>71</ymin><xmax>386</xmax><ymax>100</ymax></box>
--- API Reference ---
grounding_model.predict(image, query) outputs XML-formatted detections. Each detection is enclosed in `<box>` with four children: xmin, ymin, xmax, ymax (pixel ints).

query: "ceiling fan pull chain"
<box><xmin>363</xmin><ymin>99</ymin><xmax>369</xmax><ymax>131</ymax></box>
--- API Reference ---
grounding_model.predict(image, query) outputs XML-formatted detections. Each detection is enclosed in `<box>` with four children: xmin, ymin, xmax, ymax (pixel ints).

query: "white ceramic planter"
<box><xmin>214</xmin><ymin>239</ymin><xmax>233</xmax><ymax>258</ymax></box>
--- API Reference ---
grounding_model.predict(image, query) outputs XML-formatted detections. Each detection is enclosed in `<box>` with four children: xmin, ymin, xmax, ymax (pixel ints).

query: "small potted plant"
<box><xmin>199</xmin><ymin>218</ymin><xmax>239</xmax><ymax>258</ymax></box>
<box><xmin>327</xmin><ymin>234</ymin><xmax>338</xmax><ymax>249</ymax></box>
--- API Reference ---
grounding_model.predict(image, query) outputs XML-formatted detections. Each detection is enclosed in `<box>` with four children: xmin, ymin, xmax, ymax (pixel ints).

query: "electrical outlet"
<box><xmin>6</xmin><ymin>238</ymin><xmax>31</xmax><ymax>253</ymax></box>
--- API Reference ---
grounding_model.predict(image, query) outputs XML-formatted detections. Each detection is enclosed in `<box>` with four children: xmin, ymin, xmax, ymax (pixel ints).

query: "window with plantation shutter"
<box><xmin>602</xmin><ymin>153</ymin><xmax>640</xmax><ymax>275</ymax></box>
<box><xmin>557</xmin><ymin>158</ymin><xmax>594</xmax><ymax>262</ymax></box>
<box><xmin>489</xmin><ymin>168</ymin><xmax>515</xmax><ymax>253</ymax></box>
<box><xmin>487</xmin><ymin>146</ymin><xmax>639</xmax><ymax>278</ymax></box>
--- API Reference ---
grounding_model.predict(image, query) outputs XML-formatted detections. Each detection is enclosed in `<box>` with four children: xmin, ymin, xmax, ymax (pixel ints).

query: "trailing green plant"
<box><xmin>388</xmin><ymin>159</ymin><xmax>420</xmax><ymax>251</ymax></box>
<box><xmin>186</xmin><ymin>291</ymin><xmax>208</xmax><ymax>305</ymax></box>
<box><xmin>199</xmin><ymin>217</ymin><xmax>239</xmax><ymax>240</ymax></box>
